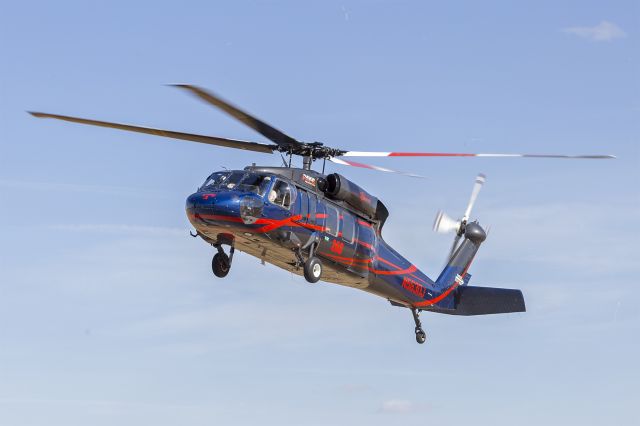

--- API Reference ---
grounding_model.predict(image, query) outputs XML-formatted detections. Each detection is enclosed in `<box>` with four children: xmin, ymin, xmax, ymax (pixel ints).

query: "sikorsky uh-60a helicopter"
<box><xmin>30</xmin><ymin>85</ymin><xmax>614</xmax><ymax>344</ymax></box>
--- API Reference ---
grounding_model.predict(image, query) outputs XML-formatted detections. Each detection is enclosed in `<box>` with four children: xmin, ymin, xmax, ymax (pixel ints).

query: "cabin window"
<box><xmin>325</xmin><ymin>205</ymin><xmax>339</xmax><ymax>237</ymax></box>
<box><xmin>342</xmin><ymin>212</ymin><xmax>355</xmax><ymax>243</ymax></box>
<box><xmin>315</xmin><ymin>198</ymin><xmax>325</xmax><ymax>228</ymax></box>
<box><xmin>268</xmin><ymin>179</ymin><xmax>295</xmax><ymax>209</ymax></box>
<box><xmin>308</xmin><ymin>193</ymin><xmax>317</xmax><ymax>224</ymax></box>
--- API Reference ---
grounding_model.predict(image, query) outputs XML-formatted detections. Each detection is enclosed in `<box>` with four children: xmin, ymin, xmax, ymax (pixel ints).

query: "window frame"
<box><xmin>298</xmin><ymin>190</ymin><xmax>309</xmax><ymax>220</ymax></box>
<box><xmin>341</xmin><ymin>211</ymin><xmax>356</xmax><ymax>244</ymax></box>
<box><xmin>269</xmin><ymin>179</ymin><xmax>296</xmax><ymax>210</ymax></box>
<box><xmin>308</xmin><ymin>193</ymin><xmax>317</xmax><ymax>224</ymax></box>
<box><xmin>325</xmin><ymin>204</ymin><xmax>340</xmax><ymax>237</ymax></box>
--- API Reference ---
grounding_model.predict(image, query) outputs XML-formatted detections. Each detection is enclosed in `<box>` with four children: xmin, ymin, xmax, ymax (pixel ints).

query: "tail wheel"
<box><xmin>212</xmin><ymin>252</ymin><xmax>230</xmax><ymax>278</ymax></box>
<box><xmin>303</xmin><ymin>256</ymin><xmax>322</xmax><ymax>283</ymax></box>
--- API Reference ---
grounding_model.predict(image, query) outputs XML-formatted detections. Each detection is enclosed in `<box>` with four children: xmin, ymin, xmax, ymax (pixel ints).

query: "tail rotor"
<box><xmin>433</xmin><ymin>173</ymin><xmax>486</xmax><ymax>260</ymax></box>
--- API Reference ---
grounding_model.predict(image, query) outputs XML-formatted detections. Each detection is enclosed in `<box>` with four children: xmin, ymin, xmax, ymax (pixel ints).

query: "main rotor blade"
<box><xmin>28</xmin><ymin>112</ymin><xmax>277</xmax><ymax>154</ymax></box>
<box><xmin>171</xmin><ymin>84</ymin><xmax>302</xmax><ymax>150</ymax></box>
<box><xmin>342</xmin><ymin>151</ymin><xmax>616</xmax><ymax>159</ymax></box>
<box><xmin>329</xmin><ymin>158</ymin><xmax>426</xmax><ymax>178</ymax></box>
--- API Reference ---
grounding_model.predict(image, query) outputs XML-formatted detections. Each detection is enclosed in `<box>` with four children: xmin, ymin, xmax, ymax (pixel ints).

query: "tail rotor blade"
<box><xmin>433</xmin><ymin>211</ymin><xmax>461</xmax><ymax>234</ymax></box>
<box><xmin>448</xmin><ymin>233</ymin><xmax>462</xmax><ymax>261</ymax></box>
<box><xmin>462</xmin><ymin>173</ymin><xmax>486</xmax><ymax>222</ymax></box>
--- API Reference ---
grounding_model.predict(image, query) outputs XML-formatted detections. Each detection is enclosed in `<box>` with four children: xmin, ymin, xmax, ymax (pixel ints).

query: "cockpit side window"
<box><xmin>268</xmin><ymin>179</ymin><xmax>295</xmax><ymax>209</ymax></box>
<box><xmin>222</xmin><ymin>172</ymin><xmax>245</xmax><ymax>189</ymax></box>
<box><xmin>237</xmin><ymin>173</ymin><xmax>273</xmax><ymax>197</ymax></box>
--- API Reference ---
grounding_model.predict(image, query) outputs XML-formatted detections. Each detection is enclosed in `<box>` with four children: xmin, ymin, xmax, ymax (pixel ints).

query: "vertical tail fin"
<box><xmin>431</xmin><ymin>222</ymin><xmax>526</xmax><ymax>315</ymax></box>
<box><xmin>435</xmin><ymin>222</ymin><xmax>486</xmax><ymax>289</ymax></box>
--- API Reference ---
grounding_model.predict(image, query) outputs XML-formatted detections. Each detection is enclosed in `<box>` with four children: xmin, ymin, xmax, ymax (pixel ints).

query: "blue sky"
<box><xmin>0</xmin><ymin>1</ymin><xmax>638</xmax><ymax>425</ymax></box>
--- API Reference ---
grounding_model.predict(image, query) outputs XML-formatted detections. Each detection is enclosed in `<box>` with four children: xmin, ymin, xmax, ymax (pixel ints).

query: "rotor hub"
<box><xmin>464</xmin><ymin>222</ymin><xmax>486</xmax><ymax>244</ymax></box>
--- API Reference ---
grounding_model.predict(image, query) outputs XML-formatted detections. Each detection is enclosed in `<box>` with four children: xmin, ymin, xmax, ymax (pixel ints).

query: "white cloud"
<box><xmin>381</xmin><ymin>399</ymin><xmax>414</xmax><ymax>413</ymax></box>
<box><xmin>563</xmin><ymin>21</ymin><xmax>627</xmax><ymax>42</ymax></box>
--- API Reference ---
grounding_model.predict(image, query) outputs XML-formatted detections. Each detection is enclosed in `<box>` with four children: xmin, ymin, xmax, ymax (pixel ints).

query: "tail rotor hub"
<box><xmin>433</xmin><ymin>173</ymin><xmax>487</xmax><ymax>260</ymax></box>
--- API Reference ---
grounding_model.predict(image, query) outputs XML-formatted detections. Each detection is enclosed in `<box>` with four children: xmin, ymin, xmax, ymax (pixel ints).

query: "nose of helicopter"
<box><xmin>185</xmin><ymin>191</ymin><xmax>243</xmax><ymax>226</ymax></box>
<box><xmin>186</xmin><ymin>191</ymin><xmax>225</xmax><ymax>212</ymax></box>
<box><xmin>185</xmin><ymin>192</ymin><xmax>209</xmax><ymax>211</ymax></box>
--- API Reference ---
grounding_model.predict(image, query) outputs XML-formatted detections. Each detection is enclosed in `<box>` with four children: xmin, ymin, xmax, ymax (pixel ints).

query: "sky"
<box><xmin>0</xmin><ymin>1</ymin><xmax>638</xmax><ymax>425</ymax></box>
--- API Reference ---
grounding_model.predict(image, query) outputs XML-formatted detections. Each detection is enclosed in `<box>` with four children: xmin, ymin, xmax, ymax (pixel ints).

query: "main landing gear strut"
<box><xmin>411</xmin><ymin>308</ymin><xmax>427</xmax><ymax>344</ymax></box>
<box><xmin>297</xmin><ymin>233</ymin><xmax>323</xmax><ymax>284</ymax></box>
<box><xmin>212</xmin><ymin>244</ymin><xmax>234</xmax><ymax>278</ymax></box>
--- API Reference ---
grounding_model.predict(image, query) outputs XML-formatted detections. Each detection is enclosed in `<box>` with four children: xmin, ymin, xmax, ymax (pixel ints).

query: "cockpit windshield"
<box><xmin>200</xmin><ymin>171</ymin><xmax>272</xmax><ymax>196</ymax></box>
<box><xmin>201</xmin><ymin>171</ymin><xmax>231</xmax><ymax>189</ymax></box>
<box><xmin>201</xmin><ymin>171</ymin><xmax>244</xmax><ymax>190</ymax></box>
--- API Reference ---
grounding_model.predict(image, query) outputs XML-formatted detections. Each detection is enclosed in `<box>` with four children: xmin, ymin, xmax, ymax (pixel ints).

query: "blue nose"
<box><xmin>185</xmin><ymin>193</ymin><xmax>200</xmax><ymax>210</ymax></box>
<box><xmin>186</xmin><ymin>192</ymin><xmax>206</xmax><ymax>210</ymax></box>
<box><xmin>186</xmin><ymin>192</ymin><xmax>220</xmax><ymax>209</ymax></box>
<box><xmin>186</xmin><ymin>191</ymin><xmax>243</xmax><ymax>214</ymax></box>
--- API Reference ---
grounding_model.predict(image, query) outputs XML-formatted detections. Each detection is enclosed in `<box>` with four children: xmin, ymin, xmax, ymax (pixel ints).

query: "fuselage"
<box><xmin>186</xmin><ymin>166</ymin><xmax>464</xmax><ymax>310</ymax></box>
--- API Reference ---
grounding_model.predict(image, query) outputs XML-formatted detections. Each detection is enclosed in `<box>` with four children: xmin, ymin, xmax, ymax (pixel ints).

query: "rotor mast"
<box><xmin>302</xmin><ymin>155</ymin><xmax>312</xmax><ymax>170</ymax></box>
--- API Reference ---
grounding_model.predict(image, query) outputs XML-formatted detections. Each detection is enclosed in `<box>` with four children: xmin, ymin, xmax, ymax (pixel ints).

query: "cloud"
<box><xmin>563</xmin><ymin>21</ymin><xmax>626</xmax><ymax>42</ymax></box>
<box><xmin>381</xmin><ymin>399</ymin><xmax>414</xmax><ymax>413</ymax></box>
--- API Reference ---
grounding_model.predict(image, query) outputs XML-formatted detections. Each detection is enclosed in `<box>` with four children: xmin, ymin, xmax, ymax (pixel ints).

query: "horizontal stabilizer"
<box><xmin>452</xmin><ymin>286</ymin><xmax>525</xmax><ymax>316</ymax></box>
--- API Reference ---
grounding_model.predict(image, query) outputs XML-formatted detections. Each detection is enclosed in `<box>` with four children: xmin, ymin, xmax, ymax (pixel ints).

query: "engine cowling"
<box><xmin>319</xmin><ymin>173</ymin><xmax>379</xmax><ymax>219</ymax></box>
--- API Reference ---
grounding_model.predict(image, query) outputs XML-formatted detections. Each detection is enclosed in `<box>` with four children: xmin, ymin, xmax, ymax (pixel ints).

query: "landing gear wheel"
<box><xmin>212</xmin><ymin>252</ymin><xmax>230</xmax><ymax>278</ymax></box>
<box><xmin>303</xmin><ymin>256</ymin><xmax>322</xmax><ymax>283</ymax></box>
<box><xmin>411</xmin><ymin>308</ymin><xmax>426</xmax><ymax>344</ymax></box>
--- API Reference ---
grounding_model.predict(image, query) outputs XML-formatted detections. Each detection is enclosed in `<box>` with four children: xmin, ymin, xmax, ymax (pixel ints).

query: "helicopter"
<box><xmin>29</xmin><ymin>85</ymin><xmax>615</xmax><ymax>344</ymax></box>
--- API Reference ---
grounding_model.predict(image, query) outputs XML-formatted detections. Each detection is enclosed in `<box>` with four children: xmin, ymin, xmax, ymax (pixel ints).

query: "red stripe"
<box><xmin>408</xmin><ymin>273</ymin><xmax>431</xmax><ymax>287</ymax></box>
<box><xmin>299</xmin><ymin>222</ymin><xmax>325</xmax><ymax>232</ymax></box>
<box><xmin>413</xmin><ymin>255</ymin><xmax>476</xmax><ymax>307</ymax></box>
<box><xmin>323</xmin><ymin>252</ymin><xmax>417</xmax><ymax>275</ymax></box>
<box><xmin>355</xmin><ymin>239</ymin><xmax>373</xmax><ymax>249</ymax></box>
<box><xmin>320</xmin><ymin>251</ymin><xmax>373</xmax><ymax>264</ymax></box>
<box><xmin>413</xmin><ymin>282</ymin><xmax>459</xmax><ymax>307</ymax></box>
<box><xmin>375</xmin><ymin>256</ymin><xmax>406</xmax><ymax>270</ymax></box>
<box><xmin>339</xmin><ymin>159</ymin><xmax>377</xmax><ymax>169</ymax></box>
<box><xmin>195</xmin><ymin>213</ymin><xmax>246</xmax><ymax>223</ymax></box>
<box><xmin>257</xmin><ymin>215</ymin><xmax>303</xmax><ymax>233</ymax></box>
<box><xmin>374</xmin><ymin>264</ymin><xmax>417</xmax><ymax>275</ymax></box>
<box><xmin>194</xmin><ymin>211</ymin><xmax>329</xmax><ymax>234</ymax></box>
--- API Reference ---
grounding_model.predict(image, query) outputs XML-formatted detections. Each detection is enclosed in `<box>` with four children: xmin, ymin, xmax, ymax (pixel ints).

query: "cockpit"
<box><xmin>200</xmin><ymin>171</ymin><xmax>294</xmax><ymax>209</ymax></box>
<box><xmin>201</xmin><ymin>171</ymin><xmax>272</xmax><ymax>196</ymax></box>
